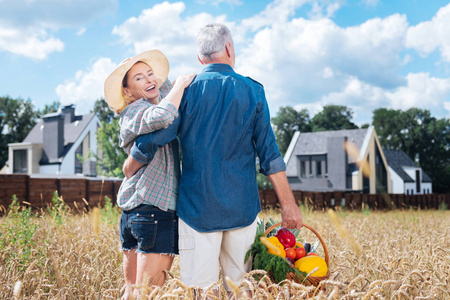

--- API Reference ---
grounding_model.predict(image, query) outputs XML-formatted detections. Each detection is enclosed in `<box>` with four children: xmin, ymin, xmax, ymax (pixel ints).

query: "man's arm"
<box><xmin>267</xmin><ymin>171</ymin><xmax>303</xmax><ymax>229</ymax></box>
<box><xmin>122</xmin><ymin>117</ymin><xmax>181</xmax><ymax>178</ymax></box>
<box><xmin>252</xmin><ymin>87</ymin><xmax>302</xmax><ymax>229</ymax></box>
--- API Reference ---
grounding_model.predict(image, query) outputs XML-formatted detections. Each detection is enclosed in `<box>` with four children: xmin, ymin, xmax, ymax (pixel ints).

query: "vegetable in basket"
<box><xmin>246</xmin><ymin>233</ymin><xmax>307</xmax><ymax>283</ymax></box>
<box><xmin>295</xmin><ymin>256</ymin><xmax>328</xmax><ymax>277</ymax></box>
<box><xmin>275</xmin><ymin>227</ymin><xmax>296</xmax><ymax>248</ymax></box>
<box><xmin>246</xmin><ymin>220</ymin><xmax>307</xmax><ymax>283</ymax></box>
<box><xmin>260</xmin><ymin>236</ymin><xmax>286</xmax><ymax>258</ymax></box>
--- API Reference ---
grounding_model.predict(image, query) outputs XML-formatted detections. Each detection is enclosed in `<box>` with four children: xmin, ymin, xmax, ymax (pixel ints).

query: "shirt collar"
<box><xmin>202</xmin><ymin>63</ymin><xmax>234</xmax><ymax>73</ymax></box>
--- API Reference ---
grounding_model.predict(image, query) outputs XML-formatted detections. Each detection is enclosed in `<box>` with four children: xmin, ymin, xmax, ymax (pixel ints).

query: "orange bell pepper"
<box><xmin>260</xmin><ymin>236</ymin><xmax>286</xmax><ymax>258</ymax></box>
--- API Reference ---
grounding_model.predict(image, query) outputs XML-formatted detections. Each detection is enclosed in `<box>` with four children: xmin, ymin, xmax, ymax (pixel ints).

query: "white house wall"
<box><xmin>60</xmin><ymin>145</ymin><xmax>76</xmax><ymax>174</ymax></box>
<box><xmin>388</xmin><ymin>166</ymin><xmax>432</xmax><ymax>195</ymax></box>
<box><xmin>388</xmin><ymin>166</ymin><xmax>405</xmax><ymax>194</ymax></box>
<box><xmin>40</xmin><ymin>164</ymin><xmax>60</xmax><ymax>174</ymax></box>
<box><xmin>284</xmin><ymin>131</ymin><xmax>300</xmax><ymax>177</ymax></box>
<box><xmin>422</xmin><ymin>183</ymin><xmax>432</xmax><ymax>194</ymax></box>
<box><xmin>352</xmin><ymin>171</ymin><xmax>358</xmax><ymax>191</ymax></box>
<box><xmin>59</xmin><ymin>117</ymin><xmax>99</xmax><ymax>174</ymax></box>
<box><xmin>404</xmin><ymin>182</ymin><xmax>415</xmax><ymax>195</ymax></box>
<box><xmin>8</xmin><ymin>143</ymin><xmax>43</xmax><ymax>174</ymax></box>
<box><xmin>403</xmin><ymin>166</ymin><xmax>420</xmax><ymax>183</ymax></box>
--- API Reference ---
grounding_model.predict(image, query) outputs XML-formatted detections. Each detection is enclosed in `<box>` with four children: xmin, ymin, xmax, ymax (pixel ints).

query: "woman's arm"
<box><xmin>120</xmin><ymin>99</ymin><xmax>177</xmax><ymax>141</ymax></box>
<box><xmin>163</xmin><ymin>73</ymin><xmax>196</xmax><ymax>109</ymax></box>
<box><xmin>119</xmin><ymin>74</ymin><xmax>195</xmax><ymax>148</ymax></box>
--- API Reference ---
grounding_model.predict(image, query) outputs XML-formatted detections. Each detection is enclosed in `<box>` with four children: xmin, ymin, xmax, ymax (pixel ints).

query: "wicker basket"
<box><xmin>263</xmin><ymin>222</ymin><xmax>330</xmax><ymax>286</ymax></box>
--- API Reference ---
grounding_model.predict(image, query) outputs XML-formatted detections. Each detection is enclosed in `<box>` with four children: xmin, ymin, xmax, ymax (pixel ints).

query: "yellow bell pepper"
<box><xmin>260</xmin><ymin>236</ymin><xmax>286</xmax><ymax>258</ymax></box>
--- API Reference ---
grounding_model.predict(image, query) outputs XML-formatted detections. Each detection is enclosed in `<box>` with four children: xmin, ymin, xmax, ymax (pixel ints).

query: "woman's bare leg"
<box><xmin>122</xmin><ymin>249</ymin><xmax>137</xmax><ymax>300</ymax></box>
<box><xmin>135</xmin><ymin>253</ymin><xmax>174</xmax><ymax>296</ymax></box>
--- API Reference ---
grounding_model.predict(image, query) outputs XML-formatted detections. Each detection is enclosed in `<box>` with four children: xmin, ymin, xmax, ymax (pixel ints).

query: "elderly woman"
<box><xmin>104</xmin><ymin>49</ymin><xmax>195</xmax><ymax>299</ymax></box>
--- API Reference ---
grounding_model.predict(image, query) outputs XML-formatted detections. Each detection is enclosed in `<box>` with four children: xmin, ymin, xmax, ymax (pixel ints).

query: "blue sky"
<box><xmin>1</xmin><ymin>0</ymin><xmax>450</xmax><ymax>125</ymax></box>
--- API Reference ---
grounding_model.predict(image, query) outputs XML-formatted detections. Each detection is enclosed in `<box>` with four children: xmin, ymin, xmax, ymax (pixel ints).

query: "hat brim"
<box><xmin>104</xmin><ymin>49</ymin><xmax>169</xmax><ymax>112</ymax></box>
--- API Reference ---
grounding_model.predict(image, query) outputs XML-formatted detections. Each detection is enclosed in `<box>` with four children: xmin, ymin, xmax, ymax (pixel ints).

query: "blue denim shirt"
<box><xmin>131</xmin><ymin>64</ymin><xmax>286</xmax><ymax>232</ymax></box>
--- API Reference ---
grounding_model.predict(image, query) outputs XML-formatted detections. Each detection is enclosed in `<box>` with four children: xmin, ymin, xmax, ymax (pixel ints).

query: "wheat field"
<box><xmin>0</xmin><ymin>197</ymin><xmax>449</xmax><ymax>299</ymax></box>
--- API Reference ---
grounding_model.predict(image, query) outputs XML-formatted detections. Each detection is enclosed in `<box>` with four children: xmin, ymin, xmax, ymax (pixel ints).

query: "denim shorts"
<box><xmin>120</xmin><ymin>204</ymin><xmax>179</xmax><ymax>254</ymax></box>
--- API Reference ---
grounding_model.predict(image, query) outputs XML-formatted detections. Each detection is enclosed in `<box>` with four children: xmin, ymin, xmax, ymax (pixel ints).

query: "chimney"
<box><xmin>43</xmin><ymin>112</ymin><xmax>65</xmax><ymax>161</ymax></box>
<box><xmin>61</xmin><ymin>104</ymin><xmax>76</xmax><ymax>123</ymax></box>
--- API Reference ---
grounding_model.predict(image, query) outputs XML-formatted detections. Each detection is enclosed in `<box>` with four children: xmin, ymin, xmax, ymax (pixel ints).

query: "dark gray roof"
<box><xmin>383</xmin><ymin>149</ymin><xmax>432</xmax><ymax>182</ymax></box>
<box><xmin>23</xmin><ymin>112</ymin><xmax>97</xmax><ymax>156</ymax></box>
<box><xmin>285</xmin><ymin>127</ymin><xmax>371</xmax><ymax>177</ymax></box>
<box><xmin>290</xmin><ymin>128</ymin><xmax>369</xmax><ymax>163</ymax></box>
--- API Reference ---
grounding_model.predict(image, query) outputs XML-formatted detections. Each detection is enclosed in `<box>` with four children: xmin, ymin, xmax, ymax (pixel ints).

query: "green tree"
<box><xmin>0</xmin><ymin>96</ymin><xmax>39</xmax><ymax>168</ymax></box>
<box><xmin>38</xmin><ymin>101</ymin><xmax>60</xmax><ymax>117</ymax></box>
<box><xmin>372</xmin><ymin>108</ymin><xmax>450</xmax><ymax>193</ymax></box>
<box><xmin>92</xmin><ymin>98</ymin><xmax>115</xmax><ymax>123</ymax></box>
<box><xmin>92</xmin><ymin>99</ymin><xmax>125</xmax><ymax>178</ymax></box>
<box><xmin>311</xmin><ymin>104</ymin><xmax>358</xmax><ymax>132</ymax></box>
<box><xmin>372</xmin><ymin>108</ymin><xmax>404</xmax><ymax>149</ymax></box>
<box><xmin>96</xmin><ymin>119</ymin><xmax>126</xmax><ymax>178</ymax></box>
<box><xmin>271</xmin><ymin>106</ymin><xmax>311</xmax><ymax>156</ymax></box>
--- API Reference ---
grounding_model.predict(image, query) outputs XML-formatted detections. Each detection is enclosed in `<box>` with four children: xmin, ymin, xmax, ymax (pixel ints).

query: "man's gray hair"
<box><xmin>196</xmin><ymin>23</ymin><xmax>233</xmax><ymax>61</ymax></box>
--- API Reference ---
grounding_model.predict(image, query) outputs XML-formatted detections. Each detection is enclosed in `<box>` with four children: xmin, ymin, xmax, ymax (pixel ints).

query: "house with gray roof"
<box><xmin>383</xmin><ymin>149</ymin><xmax>432</xmax><ymax>195</ymax></box>
<box><xmin>7</xmin><ymin>104</ymin><xmax>100</xmax><ymax>176</ymax></box>
<box><xmin>284</xmin><ymin>126</ymin><xmax>392</xmax><ymax>194</ymax></box>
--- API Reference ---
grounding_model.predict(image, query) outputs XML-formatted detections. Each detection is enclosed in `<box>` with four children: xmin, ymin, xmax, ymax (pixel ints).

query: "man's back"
<box><xmin>177</xmin><ymin>63</ymin><xmax>285</xmax><ymax>232</ymax></box>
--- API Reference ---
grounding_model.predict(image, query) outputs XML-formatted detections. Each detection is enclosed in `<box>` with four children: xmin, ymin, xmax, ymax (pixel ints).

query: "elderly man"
<box><xmin>123</xmin><ymin>23</ymin><xmax>302</xmax><ymax>292</ymax></box>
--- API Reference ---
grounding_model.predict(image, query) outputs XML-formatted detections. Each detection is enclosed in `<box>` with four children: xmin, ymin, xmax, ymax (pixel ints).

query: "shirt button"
<box><xmin>155</xmin><ymin>221</ymin><xmax>158</xmax><ymax>224</ymax></box>
<box><xmin>137</xmin><ymin>213</ymin><xmax>140</xmax><ymax>217</ymax></box>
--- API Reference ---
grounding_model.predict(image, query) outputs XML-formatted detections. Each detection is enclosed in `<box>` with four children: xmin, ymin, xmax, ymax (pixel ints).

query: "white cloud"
<box><xmin>240</xmin><ymin>0</ymin><xmax>309</xmax><ymax>32</ymax></box>
<box><xmin>321</xmin><ymin>67</ymin><xmax>334</xmax><ymax>79</ymax></box>
<box><xmin>318</xmin><ymin>76</ymin><xmax>388</xmax><ymax>125</ymax></box>
<box><xmin>323</xmin><ymin>76</ymin><xmax>388</xmax><ymax>107</ymax></box>
<box><xmin>386</xmin><ymin>73</ymin><xmax>450</xmax><ymax>115</ymax></box>
<box><xmin>308</xmin><ymin>1</ymin><xmax>341</xmax><ymax>19</ymax></box>
<box><xmin>112</xmin><ymin>1</ymin><xmax>237</xmax><ymax>75</ymax></box>
<box><xmin>362</xmin><ymin>0</ymin><xmax>379</xmax><ymax>7</ymax></box>
<box><xmin>306</xmin><ymin>73</ymin><xmax>450</xmax><ymax>125</ymax></box>
<box><xmin>55</xmin><ymin>58</ymin><xmax>117</xmax><ymax>114</ymax></box>
<box><xmin>236</xmin><ymin>13</ymin><xmax>409</xmax><ymax>119</ymax></box>
<box><xmin>0</xmin><ymin>0</ymin><xmax>117</xmax><ymax>59</ymax></box>
<box><xmin>0</xmin><ymin>0</ymin><xmax>117</xmax><ymax>28</ymax></box>
<box><xmin>197</xmin><ymin>0</ymin><xmax>243</xmax><ymax>6</ymax></box>
<box><xmin>0</xmin><ymin>27</ymin><xmax>64</xmax><ymax>60</ymax></box>
<box><xmin>107</xmin><ymin>0</ymin><xmax>450</xmax><ymax>125</ymax></box>
<box><xmin>406</xmin><ymin>3</ymin><xmax>450</xmax><ymax>62</ymax></box>
<box><xmin>76</xmin><ymin>28</ymin><xmax>87</xmax><ymax>36</ymax></box>
<box><xmin>444</xmin><ymin>102</ymin><xmax>450</xmax><ymax>118</ymax></box>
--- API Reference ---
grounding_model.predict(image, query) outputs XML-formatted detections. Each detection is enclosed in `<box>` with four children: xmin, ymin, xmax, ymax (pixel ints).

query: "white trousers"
<box><xmin>178</xmin><ymin>217</ymin><xmax>258</xmax><ymax>290</ymax></box>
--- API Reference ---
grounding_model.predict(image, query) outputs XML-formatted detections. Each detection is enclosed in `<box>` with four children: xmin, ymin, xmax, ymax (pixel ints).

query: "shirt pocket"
<box><xmin>130</xmin><ymin>213</ymin><xmax>158</xmax><ymax>250</ymax></box>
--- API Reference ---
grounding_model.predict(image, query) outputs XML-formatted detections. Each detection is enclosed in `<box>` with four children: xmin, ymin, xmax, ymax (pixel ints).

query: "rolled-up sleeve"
<box><xmin>252</xmin><ymin>89</ymin><xmax>286</xmax><ymax>176</ymax></box>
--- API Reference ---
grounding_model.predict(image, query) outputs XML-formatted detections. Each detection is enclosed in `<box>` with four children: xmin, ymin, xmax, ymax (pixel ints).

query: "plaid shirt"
<box><xmin>117</xmin><ymin>79</ymin><xmax>177</xmax><ymax>211</ymax></box>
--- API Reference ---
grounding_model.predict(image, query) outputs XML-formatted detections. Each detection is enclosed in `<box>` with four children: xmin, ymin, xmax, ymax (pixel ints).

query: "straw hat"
<box><xmin>104</xmin><ymin>49</ymin><xmax>169</xmax><ymax>112</ymax></box>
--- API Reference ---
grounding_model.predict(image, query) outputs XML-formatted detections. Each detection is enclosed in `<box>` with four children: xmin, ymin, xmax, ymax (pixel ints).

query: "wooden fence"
<box><xmin>0</xmin><ymin>174</ymin><xmax>121</xmax><ymax>212</ymax></box>
<box><xmin>0</xmin><ymin>175</ymin><xmax>448</xmax><ymax>214</ymax></box>
<box><xmin>259</xmin><ymin>189</ymin><xmax>450</xmax><ymax>211</ymax></box>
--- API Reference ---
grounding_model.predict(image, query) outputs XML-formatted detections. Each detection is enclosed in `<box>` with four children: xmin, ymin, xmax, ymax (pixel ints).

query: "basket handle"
<box><xmin>263</xmin><ymin>222</ymin><xmax>329</xmax><ymax>268</ymax></box>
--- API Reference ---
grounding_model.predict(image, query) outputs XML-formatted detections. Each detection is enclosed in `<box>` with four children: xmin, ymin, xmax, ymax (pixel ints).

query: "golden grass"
<box><xmin>1</xmin><ymin>206</ymin><xmax>449</xmax><ymax>299</ymax></box>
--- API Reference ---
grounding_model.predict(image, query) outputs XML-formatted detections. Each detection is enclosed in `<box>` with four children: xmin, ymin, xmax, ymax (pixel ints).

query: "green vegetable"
<box><xmin>310</xmin><ymin>240</ymin><xmax>320</xmax><ymax>253</ymax></box>
<box><xmin>245</xmin><ymin>233</ymin><xmax>307</xmax><ymax>284</ymax></box>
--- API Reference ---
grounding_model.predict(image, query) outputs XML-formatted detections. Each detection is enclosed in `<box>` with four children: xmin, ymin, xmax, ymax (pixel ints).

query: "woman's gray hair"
<box><xmin>196</xmin><ymin>23</ymin><xmax>233</xmax><ymax>61</ymax></box>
